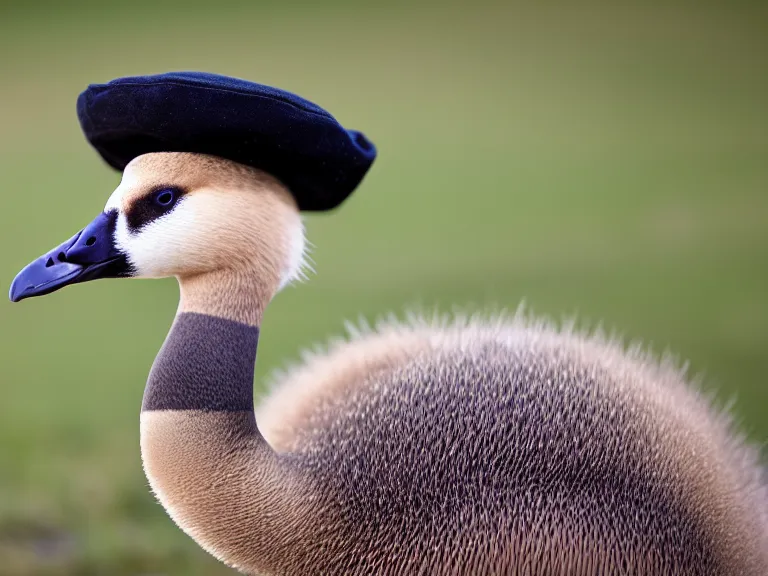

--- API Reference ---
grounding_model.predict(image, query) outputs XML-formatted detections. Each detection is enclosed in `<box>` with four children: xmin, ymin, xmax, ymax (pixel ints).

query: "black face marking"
<box><xmin>126</xmin><ymin>186</ymin><xmax>187</xmax><ymax>232</ymax></box>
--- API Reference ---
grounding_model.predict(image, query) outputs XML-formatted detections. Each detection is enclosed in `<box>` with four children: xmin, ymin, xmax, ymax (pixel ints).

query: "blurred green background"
<box><xmin>0</xmin><ymin>1</ymin><xmax>766</xmax><ymax>574</ymax></box>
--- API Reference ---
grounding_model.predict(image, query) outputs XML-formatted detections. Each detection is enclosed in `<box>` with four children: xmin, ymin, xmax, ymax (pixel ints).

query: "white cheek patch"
<box><xmin>116</xmin><ymin>198</ymin><xmax>207</xmax><ymax>278</ymax></box>
<box><xmin>108</xmin><ymin>185</ymin><xmax>308</xmax><ymax>285</ymax></box>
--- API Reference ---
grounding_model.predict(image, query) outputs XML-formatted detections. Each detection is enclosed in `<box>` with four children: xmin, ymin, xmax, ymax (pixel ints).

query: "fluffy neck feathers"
<box><xmin>140</xmin><ymin>269</ymin><xmax>323</xmax><ymax>573</ymax></box>
<box><xmin>178</xmin><ymin>268</ymin><xmax>271</xmax><ymax>327</ymax></box>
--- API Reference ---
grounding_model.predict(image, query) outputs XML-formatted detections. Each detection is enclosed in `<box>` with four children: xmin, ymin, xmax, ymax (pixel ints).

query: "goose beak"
<box><xmin>9</xmin><ymin>210</ymin><xmax>131</xmax><ymax>302</ymax></box>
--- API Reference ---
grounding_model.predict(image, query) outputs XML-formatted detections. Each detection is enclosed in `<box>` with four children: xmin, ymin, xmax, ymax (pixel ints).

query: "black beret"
<box><xmin>76</xmin><ymin>72</ymin><xmax>377</xmax><ymax>211</ymax></box>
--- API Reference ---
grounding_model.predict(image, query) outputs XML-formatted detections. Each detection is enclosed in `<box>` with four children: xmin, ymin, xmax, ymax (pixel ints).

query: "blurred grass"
<box><xmin>0</xmin><ymin>1</ymin><xmax>766</xmax><ymax>574</ymax></box>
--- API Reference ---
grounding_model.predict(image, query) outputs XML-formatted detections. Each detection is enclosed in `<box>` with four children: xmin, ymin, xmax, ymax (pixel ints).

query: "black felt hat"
<box><xmin>76</xmin><ymin>72</ymin><xmax>377</xmax><ymax>211</ymax></box>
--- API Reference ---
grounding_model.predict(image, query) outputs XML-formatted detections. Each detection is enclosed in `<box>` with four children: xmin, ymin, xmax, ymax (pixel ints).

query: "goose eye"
<box><xmin>154</xmin><ymin>188</ymin><xmax>177</xmax><ymax>207</ymax></box>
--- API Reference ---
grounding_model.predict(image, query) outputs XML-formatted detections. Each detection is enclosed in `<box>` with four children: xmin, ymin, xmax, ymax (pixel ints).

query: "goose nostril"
<box><xmin>85</xmin><ymin>236</ymin><xmax>96</xmax><ymax>247</ymax></box>
<box><xmin>57</xmin><ymin>252</ymin><xmax>66</xmax><ymax>262</ymax></box>
<box><xmin>45</xmin><ymin>257</ymin><xmax>54</xmax><ymax>268</ymax></box>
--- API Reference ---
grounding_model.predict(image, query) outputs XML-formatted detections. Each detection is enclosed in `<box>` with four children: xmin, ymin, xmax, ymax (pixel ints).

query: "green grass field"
<box><xmin>0</xmin><ymin>2</ymin><xmax>766</xmax><ymax>574</ymax></box>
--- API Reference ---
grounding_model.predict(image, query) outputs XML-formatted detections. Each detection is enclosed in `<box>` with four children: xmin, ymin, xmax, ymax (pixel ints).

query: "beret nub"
<box><xmin>76</xmin><ymin>72</ymin><xmax>377</xmax><ymax>211</ymax></box>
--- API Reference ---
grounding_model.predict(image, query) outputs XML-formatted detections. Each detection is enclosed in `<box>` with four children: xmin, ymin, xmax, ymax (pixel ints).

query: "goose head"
<box><xmin>10</xmin><ymin>152</ymin><xmax>307</xmax><ymax>306</ymax></box>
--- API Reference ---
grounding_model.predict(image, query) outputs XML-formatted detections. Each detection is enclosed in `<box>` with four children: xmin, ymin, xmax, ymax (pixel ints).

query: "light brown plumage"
<box><xmin>69</xmin><ymin>153</ymin><xmax>768</xmax><ymax>574</ymax></box>
<box><xmin>252</xmin><ymin>316</ymin><xmax>768</xmax><ymax>574</ymax></box>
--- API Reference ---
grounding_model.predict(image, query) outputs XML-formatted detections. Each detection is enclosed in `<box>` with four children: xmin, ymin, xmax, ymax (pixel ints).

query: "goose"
<box><xmin>9</xmin><ymin>73</ymin><xmax>768</xmax><ymax>575</ymax></box>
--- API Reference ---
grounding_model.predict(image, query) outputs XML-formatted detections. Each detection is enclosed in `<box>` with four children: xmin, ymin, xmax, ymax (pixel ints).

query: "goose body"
<box><xmin>251</xmin><ymin>317</ymin><xmax>768</xmax><ymax>574</ymax></box>
<box><xmin>10</xmin><ymin>148</ymin><xmax>768</xmax><ymax>575</ymax></box>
